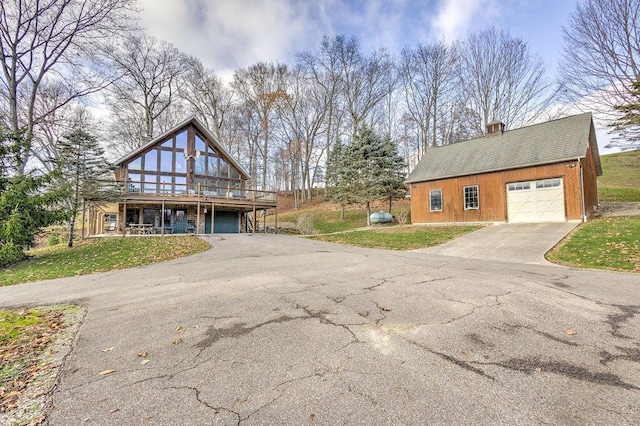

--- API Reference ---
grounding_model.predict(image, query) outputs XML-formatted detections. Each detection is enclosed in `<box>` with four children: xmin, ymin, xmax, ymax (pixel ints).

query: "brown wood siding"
<box><xmin>410</xmin><ymin>161</ymin><xmax>584</xmax><ymax>223</ymax></box>
<box><xmin>581</xmin><ymin>135</ymin><xmax>599</xmax><ymax>216</ymax></box>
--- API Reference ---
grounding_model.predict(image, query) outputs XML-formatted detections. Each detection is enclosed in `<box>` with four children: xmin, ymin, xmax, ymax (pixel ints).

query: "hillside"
<box><xmin>599</xmin><ymin>150</ymin><xmax>640</xmax><ymax>187</ymax></box>
<box><xmin>599</xmin><ymin>150</ymin><xmax>640</xmax><ymax>202</ymax></box>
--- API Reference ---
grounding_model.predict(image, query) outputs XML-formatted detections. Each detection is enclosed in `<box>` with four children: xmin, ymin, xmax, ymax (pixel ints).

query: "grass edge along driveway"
<box><xmin>0</xmin><ymin>236</ymin><xmax>211</xmax><ymax>287</ymax></box>
<box><xmin>308</xmin><ymin>224</ymin><xmax>482</xmax><ymax>251</ymax></box>
<box><xmin>546</xmin><ymin>216</ymin><xmax>640</xmax><ymax>272</ymax></box>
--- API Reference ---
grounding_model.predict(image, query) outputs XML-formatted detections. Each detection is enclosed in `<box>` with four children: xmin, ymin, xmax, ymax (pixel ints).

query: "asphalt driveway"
<box><xmin>414</xmin><ymin>222</ymin><xmax>580</xmax><ymax>264</ymax></box>
<box><xmin>0</xmin><ymin>234</ymin><xmax>638</xmax><ymax>424</ymax></box>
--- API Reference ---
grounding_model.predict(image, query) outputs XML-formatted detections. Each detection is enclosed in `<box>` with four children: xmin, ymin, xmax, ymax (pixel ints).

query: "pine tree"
<box><xmin>344</xmin><ymin>126</ymin><xmax>406</xmax><ymax>226</ymax></box>
<box><xmin>610</xmin><ymin>79</ymin><xmax>640</xmax><ymax>150</ymax></box>
<box><xmin>56</xmin><ymin>130</ymin><xmax>118</xmax><ymax>247</ymax></box>
<box><xmin>325</xmin><ymin>139</ymin><xmax>350</xmax><ymax>219</ymax></box>
<box><xmin>0</xmin><ymin>128</ymin><xmax>66</xmax><ymax>266</ymax></box>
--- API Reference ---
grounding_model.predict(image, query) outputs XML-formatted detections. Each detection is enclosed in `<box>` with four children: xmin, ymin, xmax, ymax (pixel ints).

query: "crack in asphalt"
<box><xmin>399</xmin><ymin>336</ymin><xmax>495</xmax><ymax>381</ymax></box>
<box><xmin>475</xmin><ymin>358</ymin><xmax>640</xmax><ymax>391</ymax></box>
<box><xmin>599</xmin><ymin>347</ymin><xmax>640</xmax><ymax>365</ymax></box>
<box><xmin>606</xmin><ymin>305</ymin><xmax>640</xmax><ymax>339</ymax></box>
<box><xmin>503</xmin><ymin>323</ymin><xmax>580</xmax><ymax>347</ymax></box>
<box><xmin>196</xmin><ymin>315</ymin><xmax>298</xmax><ymax>348</ymax></box>
<box><xmin>168</xmin><ymin>385</ymin><xmax>241</xmax><ymax>425</ymax></box>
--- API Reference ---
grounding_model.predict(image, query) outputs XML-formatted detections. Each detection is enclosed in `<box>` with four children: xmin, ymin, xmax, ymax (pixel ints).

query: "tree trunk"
<box><xmin>340</xmin><ymin>204</ymin><xmax>345</xmax><ymax>220</ymax></box>
<box><xmin>366</xmin><ymin>201</ymin><xmax>371</xmax><ymax>226</ymax></box>
<box><xmin>388</xmin><ymin>195</ymin><xmax>393</xmax><ymax>213</ymax></box>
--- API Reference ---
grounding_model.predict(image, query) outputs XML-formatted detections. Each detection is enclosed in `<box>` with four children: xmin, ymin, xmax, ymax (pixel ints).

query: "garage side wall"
<box><xmin>582</xmin><ymin>141</ymin><xmax>599</xmax><ymax>217</ymax></box>
<box><xmin>410</xmin><ymin>161</ymin><xmax>583</xmax><ymax>223</ymax></box>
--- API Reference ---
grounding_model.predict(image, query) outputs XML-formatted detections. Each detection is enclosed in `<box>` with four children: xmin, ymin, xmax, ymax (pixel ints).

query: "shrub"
<box><xmin>395</xmin><ymin>207</ymin><xmax>411</xmax><ymax>225</ymax></box>
<box><xmin>297</xmin><ymin>213</ymin><xmax>316</xmax><ymax>235</ymax></box>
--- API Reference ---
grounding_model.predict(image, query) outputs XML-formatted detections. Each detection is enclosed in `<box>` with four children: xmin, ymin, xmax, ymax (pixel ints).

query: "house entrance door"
<box><xmin>174</xmin><ymin>209</ymin><xmax>187</xmax><ymax>233</ymax></box>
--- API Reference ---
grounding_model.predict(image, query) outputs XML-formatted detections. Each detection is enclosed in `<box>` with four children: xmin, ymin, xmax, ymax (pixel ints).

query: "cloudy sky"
<box><xmin>138</xmin><ymin>0</ymin><xmax>575</xmax><ymax>77</ymax></box>
<box><xmin>136</xmin><ymin>0</ymin><xmax>616</xmax><ymax>152</ymax></box>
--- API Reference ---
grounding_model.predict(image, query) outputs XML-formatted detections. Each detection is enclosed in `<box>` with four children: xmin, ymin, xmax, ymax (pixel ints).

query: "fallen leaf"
<box><xmin>110</xmin><ymin>408</ymin><xmax>120</xmax><ymax>414</ymax></box>
<box><xmin>99</xmin><ymin>370</ymin><xmax>116</xmax><ymax>376</ymax></box>
<box><xmin>564</xmin><ymin>329</ymin><xmax>577</xmax><ymax>335</ymax></box>
<box><xmin>141</xmin><ymin>359</ymin><xmax>150</xmax><ymax>365</ymax></box>
<box><xmin>176</xmin><ymin>326</ymin><xmax>184</xmax><ymax>333</ymax></box>
<box><xmin>101</xmin><ymin>347</ymin><xmax>116</xmax><ymax>352</ymax></box>
<box><xmin>137</xmin><ymin>351</ymin><xmax>148</xmax><ymax>358</ymax></box>
<box><xmin>109</xmin><ymin>307</ymin><xmax>119</xmax><ymax>311</ymax></box>
<box><xmin>172</xmin><ymin>337</ymin><xmax>183</xmax><ymax>345</ymax></box>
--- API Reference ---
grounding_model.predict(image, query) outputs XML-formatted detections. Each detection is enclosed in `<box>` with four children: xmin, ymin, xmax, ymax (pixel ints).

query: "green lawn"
<box><xmin>599</xmin><ymin>186</ymin><xmax>640</xmax><ymax>202</ymax></box>
<box><xmin>0</xmin><ymin>236</ymin><xmax>211</xmax><ymax>286</ymax></box>
<box><xmin>275</xmin><ymin>206</ymin><xmax>412</xmax><ymax>234</ymax></box>
<box><xmin>598</xmin><ymin>150</ymin><xmax>640</xmax><ymax>202</ymax></box>
<box><xmin>599</xmin><ymin>150</ymin><xmax>640</xmax><ymax>188</ymax></box>
<box><xmin>547</xmin><ymin>216</ymin><xmax>640</xmax><ymax>272</ymax></box>
<box><xmin>309</xmin><ymin>225</ymin><xmax>481</xmax><ymax>250</ymax></box>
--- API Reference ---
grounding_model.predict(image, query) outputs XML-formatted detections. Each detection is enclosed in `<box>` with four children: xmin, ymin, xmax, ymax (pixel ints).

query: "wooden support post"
<box><xmin>196</xmin><ymin>183</ymin><xmax>201</xmax><ymax>234</ymax></box>
<box><xmin>211</xmin><ymin>202</ymin><xmax>215</xmax><ymax>234</ymax></box>
<box><xmin>122</xmin><ymin>201</ymin><xmax>127</xmax><ymax>236</ymax></box>
<box><xmin>275</xmin><ymin>207</ymin><xmax>278</xmax><ymax>234</ymax></box>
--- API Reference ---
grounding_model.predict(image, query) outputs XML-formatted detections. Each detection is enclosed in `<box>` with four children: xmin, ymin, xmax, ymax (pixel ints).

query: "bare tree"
<box><xmin>232</xmin><ymin>62</ymin><xmax>288</xmax><ymax>190</ymax></box>
<box><xmin>296</xmin><ymin>36</ymin><xmax>346</xmax><ymax>158</ymax></box>
<box><xmin>400</xmin><ymin>41</ymin><xmax>460</xmax><ymax>153</ymax></box>
<box><xmin>0</xmin><ymin>0</ymin><xmax>137</xmax><ymax>174</ymax></box>
<box><xmin>335</xmin><ymin>36</ymin><xmax>393</xmax><ymax>137</ymax></box>
<box><xmin>180</xmin><ymin>57</ymin><xmax>234</xmax><ymax>141</ymax></box>
<box><xmin>561</xmin><ymin>0</ymin><xmax>640</xmax><ymax>149</ymax></box>
<box><xmin>104</xmin><ymin>33</ymin><xmax>189</xmax><ymax>152</ymax></box>
<box><xmin>277</xmin><ymin>66</ymin><xmax>328</xmax><ymax>205</ymax></box>
<box><xmin>459</xmin><ymin>27</ymin><xmax>555</xmax><ymax>132</ymax></box>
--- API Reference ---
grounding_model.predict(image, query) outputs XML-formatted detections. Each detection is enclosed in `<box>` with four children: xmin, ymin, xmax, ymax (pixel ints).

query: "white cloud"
<box><xmin>430</xmin><ymin>0</ymin><xmax>498</xmax><ymax>42</ymax></box>
<box><xmin>138</xmin><ymin>0</ymin><xmax>332</xmax><ymax>75</ymax></box>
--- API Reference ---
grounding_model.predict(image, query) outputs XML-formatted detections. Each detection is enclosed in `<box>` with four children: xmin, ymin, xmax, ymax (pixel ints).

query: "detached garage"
<box><xmin>406</xmin><ymin>113</ymin><xmax>602</xmax><ymax>224</ymax></box>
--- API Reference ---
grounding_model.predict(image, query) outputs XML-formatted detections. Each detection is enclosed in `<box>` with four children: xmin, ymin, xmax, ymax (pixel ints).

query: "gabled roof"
<box><xmin>113</xmin><ymin>116</ymin><xmax>251</xmax><ymax>179</ymax></box>
<box><xmin>406</xmin><ymin>112</ymin><xmax>602</xmax><ymax>184</ymax></box>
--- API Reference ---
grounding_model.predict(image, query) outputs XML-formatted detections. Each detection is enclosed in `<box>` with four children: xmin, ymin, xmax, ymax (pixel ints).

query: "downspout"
<box><xmin>578</xmin><ymin>158</ymin><xmax>587</xmax><ymax>222</ymax></box>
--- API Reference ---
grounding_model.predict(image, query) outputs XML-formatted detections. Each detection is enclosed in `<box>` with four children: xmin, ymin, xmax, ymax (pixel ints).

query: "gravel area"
<box><xmin>592</xmin><ymin>202</ymin><xmax>640</xmax><ymax>218</ymax></box>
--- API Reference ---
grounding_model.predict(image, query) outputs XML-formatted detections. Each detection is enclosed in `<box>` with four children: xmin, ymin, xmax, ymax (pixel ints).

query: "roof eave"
<box><xmin>405</xmin><ymin>157</ymin><xmax>586</xmax><ymax>184</ymax></box>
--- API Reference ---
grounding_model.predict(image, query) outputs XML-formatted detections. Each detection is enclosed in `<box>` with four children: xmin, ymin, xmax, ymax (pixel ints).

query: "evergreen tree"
<box><xmin>56</xmin><ymin>129</ymin><xmax>118</xmax><ymax>247</ymax></box>
<box><xmin>610</xmin><ymin>79</ymin><xmax>640</xmax><ymax>149</ymax></box>
<box><xmin>343</xmin><ymin>126</ymin><xmax>406</xmax><ymax>226</ymax></box>
<box><xmin>325</xmin><ymin>140</ymin><xmax>351</xmax><ymax>219</ymax></box>
<box><xmin>0</xmin><ymin>128</ymin><xmax>66</xmax><ymax>266</ymax></box>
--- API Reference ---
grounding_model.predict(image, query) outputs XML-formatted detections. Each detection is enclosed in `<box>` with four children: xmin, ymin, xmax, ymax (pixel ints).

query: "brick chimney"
<box><xmin>485</xmin><ymin>120</ymin><xmax>505</xmax><ymax>137</ymax></box>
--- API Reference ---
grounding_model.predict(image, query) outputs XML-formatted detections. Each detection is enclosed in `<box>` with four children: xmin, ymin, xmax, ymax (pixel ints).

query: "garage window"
<box><xmin>464</xmin><ymin>185</ymin><xmax>479</xmax><ymax>210</ymax></box>
<box><xmin>430</xmin><ymin>189</ymin><xmax>442</xmax><ymax>212</ymax></box>
<box><xmin>536</xmin><ymin>178</ymin><xmax>561</xmax><ymax>189</ymax></box>
<box><xmin>508</xmin><ymin>182</ymin><xmax>531</xmax><ymax>191</ymax></box>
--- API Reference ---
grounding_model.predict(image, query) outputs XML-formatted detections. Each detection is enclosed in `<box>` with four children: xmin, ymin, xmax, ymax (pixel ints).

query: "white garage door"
<box><xmin>507</xmin><ymin>178</ymin><xmax>565</xmax><ymax>223</ymax></box>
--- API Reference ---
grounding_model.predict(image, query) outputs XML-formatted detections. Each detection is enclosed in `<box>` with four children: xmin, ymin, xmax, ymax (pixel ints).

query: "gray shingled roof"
<box><xmin>406</xmin><ymin>112</ymin><xmax>602</xmax><ymax>184</ymax></box>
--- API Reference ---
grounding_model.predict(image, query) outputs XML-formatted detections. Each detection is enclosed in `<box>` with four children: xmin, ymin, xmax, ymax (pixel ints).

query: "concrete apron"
<box><xmin>413</xmin><ymin>222</ymin><xmax>580</xmax><ymax>265</ymax></box>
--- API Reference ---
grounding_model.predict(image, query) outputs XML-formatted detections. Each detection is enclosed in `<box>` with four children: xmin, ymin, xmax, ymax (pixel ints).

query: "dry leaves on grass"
<box><xmin>0</xmin><ymin>311</ymin><xmax>64</xmax><ymax>413</ymax></box>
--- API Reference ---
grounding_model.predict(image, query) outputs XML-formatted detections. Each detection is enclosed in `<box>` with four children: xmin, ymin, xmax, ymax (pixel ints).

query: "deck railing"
<box><xmin>108</xmin><ymin>181</ymin><xmax>277</xmax><ymax>203</ymax></box>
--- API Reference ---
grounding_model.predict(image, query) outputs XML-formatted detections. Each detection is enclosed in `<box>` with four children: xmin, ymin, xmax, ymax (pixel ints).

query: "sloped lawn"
<box><xmin>547</xmin><ymin>217</ymin><xmax>640</xmax><ymax>272</ymax></box>
<box><xmin>0</xmin><ymin>236</ymin><xmax>211</xmax><ymax>286</ymax></box>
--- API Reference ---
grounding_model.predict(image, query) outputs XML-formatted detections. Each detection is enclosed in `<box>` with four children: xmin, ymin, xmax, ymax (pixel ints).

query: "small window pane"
<box><xmin>144</xmin><ymin>150</ymin><xmax>157</xmax><ymax>172</ymax></box>
<box><xmin>128</xmin><ymin>157</ymin><xmax>141</xmax><ymax>170</ymax></box>
<box><xmin>128</xmin><ymin>173</ymin><xmax>141</xmax><ymax>193</ymax></box>
<box><xmin>464</xmin><ymin>185</ymin><xmax>479</xmax><ymax>210</ymax></box>
<box><xmin>160</xmin><ymin>150</ymin><xmax>173</xmax><ymax>172</ymax></box>
<box><xmin>229</xmin><ymin>166</ymin><xmax>240</xmax><ymax>180</ymax></box>
<box><xmin>195</xmin><ymin>134</ymin><xmax>206</xmax><ymax>154</ymax></box>
<box><xmin>161</xmin><ymin>138</ymin><xmax>173</xmax><ymax>148</ymax></box>
<box><xmin>195</xmin><ymin>154</ymin><xmax>206</xmax><ymax>175</ymax></box>
<box><xmin>207</xmin><ymin>156</ymin><xmax>218</xmax><ymax>177</ymax></box>
<box><xmin>175</xmin><ymin>131</ymin><xmax>187</xmax><ymax>150</ymax></box>
<box><xmin>219</xmin><ymin>158</ymin><xmax>229</xmax><ymax>178</ymax></box>
<box><xmin>430</xmin><ymin>190</ymin><xmax>442</xmax><ymax>212</ymax></box>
